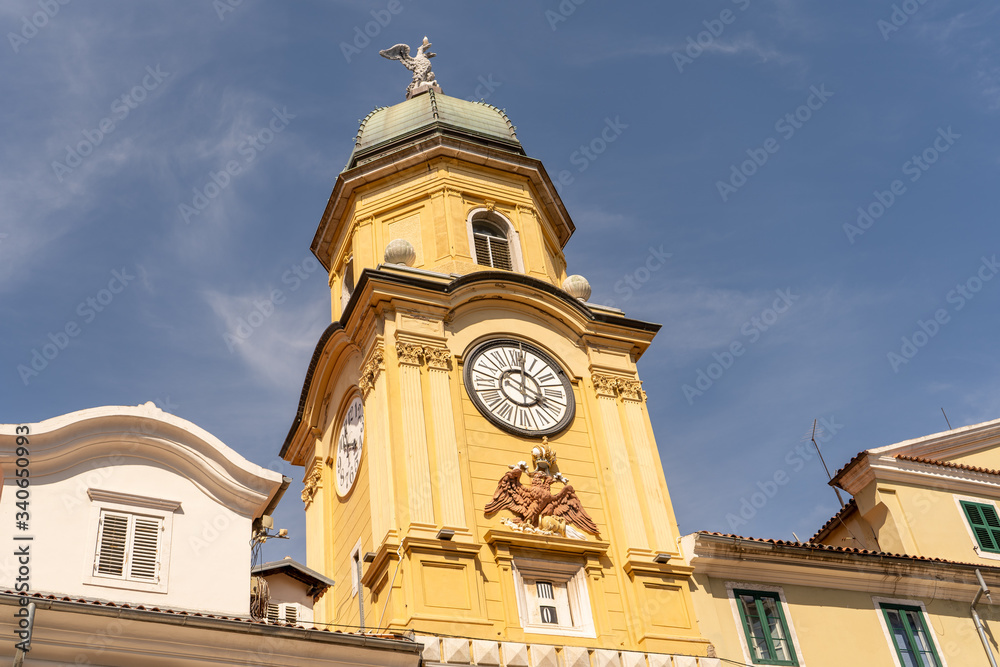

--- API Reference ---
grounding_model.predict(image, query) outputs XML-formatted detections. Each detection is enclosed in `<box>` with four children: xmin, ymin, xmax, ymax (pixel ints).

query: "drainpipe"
<box><xmin>972</xmin><ymin>568</ymin><xmax>999</xmax><ymax>667</ymax></box>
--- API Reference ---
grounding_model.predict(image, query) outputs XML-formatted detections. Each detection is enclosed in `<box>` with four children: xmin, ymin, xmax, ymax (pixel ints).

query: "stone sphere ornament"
<box><xmin>562</xmin><ymin>274</ymin><xmax>591</xmax><ymax>302</ymax></box>
<box><xmin>384</xmin><ymin>239</ymin><xmax>416</xmax><ymax>266</ymax></box>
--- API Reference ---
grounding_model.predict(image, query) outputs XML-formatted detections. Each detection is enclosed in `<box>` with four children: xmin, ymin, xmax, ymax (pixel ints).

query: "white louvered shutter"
<box><xmin>128</xmin><ymin>516</ymin><xmax>161</xmax><ymax>582</ymax></box>
<box><xmin>267</xmin><ymin>603</ymin><xmax>280</xmax><ymax>623</ymax></box>
<box><xmin>284</xmin><ymin>604</ymin><xmax>298</xmax><ymax>623</ymax></box>
<box><xmin>95</xmin><ymin>512</ymin><xmax>129</xmax><ymax>577</ymax></box>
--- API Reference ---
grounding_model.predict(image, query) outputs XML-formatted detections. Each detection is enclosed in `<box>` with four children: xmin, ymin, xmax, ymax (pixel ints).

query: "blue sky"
<box><xmin>3</xmin><ymin>1</ymin><xmax>999</xmax><ymax>563</ymax></box>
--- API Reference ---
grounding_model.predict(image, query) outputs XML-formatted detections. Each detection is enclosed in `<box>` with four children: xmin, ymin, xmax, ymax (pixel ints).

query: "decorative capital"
<box><xmin>618</xmin><ymin>379</ymin><xmax>647</xmax><ymax>403</ymax></box>
<box><xmin>592</xmin><ymin>373</ymin><xmax>621</xmax><ymax>398</ymax></box>
<box><xmin>591</xmin><ymin>374</ymin><xmax>645</xmax><ymax>402</ymax></box>
<box><xmin>396</xmin><ymin>341</ymin><xmax>425</xmax><ymax>366</ymax></box>
<box><xmin>301</xmin><ymin>457</ymin><xmax>323</xmax><ymax>507</ymax></box>
<box><xmin>360</xmin><ymin>346</ymin><xmax>385</xmax><ymax>397</ymax></box>
<box><xmin>424</xmin><ymin>345</ymin><xmax>452</xmax><ymax>370</ymax></box>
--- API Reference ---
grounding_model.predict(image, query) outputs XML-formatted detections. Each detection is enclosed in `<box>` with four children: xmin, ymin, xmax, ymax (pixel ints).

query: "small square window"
<box><xmin>733</xmin><ymin>589</ymin><xmax>798</xmax><ymax>666</ymax></box>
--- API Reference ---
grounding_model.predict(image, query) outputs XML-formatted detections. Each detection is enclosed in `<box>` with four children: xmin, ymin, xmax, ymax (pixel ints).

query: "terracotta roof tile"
<box><xmin>829</xmin><ymin>450</ymin><xmax>869</xmax><ymax>485</ymax></box>
<box><xmin>809</xmin><ymin>498</ymin><xmax>858</xmax><ymax>543</ymax></box>
<box><xmin>895</xmin><ymin>454</ymin><xmax>1000</xmax><ymax>477</ymax></box>
<box><xmin>0</xmin><ymin>590</ymin><xmax>407</xmax><ymax>639</ymax></box>
<box><xmin>697</xmin><ymin>531</ymin><xmax>999</xmax><ymax>568</ymax></box>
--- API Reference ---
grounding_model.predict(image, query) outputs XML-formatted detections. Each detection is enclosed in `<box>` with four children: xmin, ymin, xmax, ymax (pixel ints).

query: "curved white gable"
<box><xmin>0</xmin><ymin>402</ymin><xmax>284</xmax><ymax>517</ymax></box>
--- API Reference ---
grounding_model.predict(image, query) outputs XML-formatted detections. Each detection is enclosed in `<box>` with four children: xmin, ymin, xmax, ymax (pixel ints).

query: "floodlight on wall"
<box><xmin>363</xmin><ymin>552</ymin><xmax>376</xmax><ymax>563</ymax></box>
<box><xmin>653</xmin><ymin>553</ymin><xmax>672</xmax><ymax>564</ymax></box>
<box><xmin>436</xmin><ymin>529</ymin><xmax>456</xmax><ymax>541</ymax></box>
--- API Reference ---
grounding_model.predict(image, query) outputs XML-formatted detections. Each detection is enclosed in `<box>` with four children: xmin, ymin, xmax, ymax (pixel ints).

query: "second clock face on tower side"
<box><xmin>463</xmin><ymin>339</ymin><xmax>575</xmax><ymax>438</ymax></box>
<box><xmin>335</xmin><ymin>395</ymin><xmax>364</xmax><ymax>496</ymax></box>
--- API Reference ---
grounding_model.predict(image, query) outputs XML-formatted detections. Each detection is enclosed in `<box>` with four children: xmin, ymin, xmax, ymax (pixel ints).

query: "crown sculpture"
<box><xmin>379</xmin><ymin>36</ymin><xmax>442</xmax><ymax>99</ymax></box>
<box><xmin>485</xmin><ymin>440</ymin><xmax>599</xmax><ymax>540</ymax></box>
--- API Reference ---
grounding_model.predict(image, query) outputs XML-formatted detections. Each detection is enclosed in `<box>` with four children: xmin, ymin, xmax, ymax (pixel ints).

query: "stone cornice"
<box><xmin>484</xmin><ymin>529</ymin><xmax>609</xmax><ymax>558</ymax></box>
<box><xmin>835</xmin><ymin>453</ymin><xmax>1000</xmax><ymax>497</ymax></box>
<box><xmin>690</xmin><ymin>533</ymin><xmax>1000</xmax><ymax>602</ymax></box>
<box><xmin>312</xmin><ymin>134</ymin><xmax>577</xmax><ymax>268</ymax></box>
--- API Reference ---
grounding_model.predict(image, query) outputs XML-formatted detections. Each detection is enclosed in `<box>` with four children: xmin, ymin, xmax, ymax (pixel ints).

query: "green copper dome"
<box><xmin>347</xmin><ymin>90</ymin><xmax>522</xmax><ymax>169</ymax></box>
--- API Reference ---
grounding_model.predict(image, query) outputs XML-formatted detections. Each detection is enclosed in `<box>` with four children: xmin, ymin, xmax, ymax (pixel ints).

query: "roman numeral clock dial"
<box><xmin>335</xmin><ymin>396</ymin><xmax>364</xmax><ymax>496</ymax></box>
<box><xmin>463</xmin><ymin>339</ymin><xmax>575</xmax><ymax>437</ymax></box>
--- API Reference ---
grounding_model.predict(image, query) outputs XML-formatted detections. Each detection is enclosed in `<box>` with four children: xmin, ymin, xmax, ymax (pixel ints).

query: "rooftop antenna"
<box><xmin>941</xmin><ymin>407</ymin><xmax>953</xmax><ymax>430</ymax></box>
<box><xmin>811</xmin><ymin>419</ymin><xmax>846</xmax><ymax>509</ymax></box>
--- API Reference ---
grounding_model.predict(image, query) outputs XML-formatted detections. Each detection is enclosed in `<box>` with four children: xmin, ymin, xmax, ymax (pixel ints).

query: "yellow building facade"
<box><xmin>685</xmin><ymin>419</ymin><xmax>1000</xmax><ymax>666</ymax></box>
<box><xmin>280</xmin><ymin>89</ymin><xmax>717</xmax><ymax>665</ymax></box>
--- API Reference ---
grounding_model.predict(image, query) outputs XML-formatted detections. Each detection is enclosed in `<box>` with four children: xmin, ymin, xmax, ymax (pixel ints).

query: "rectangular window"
<box><xmin>734</xmin><ymin>589</ymin><xmax>798</xmax><ymax>666</ymax></box>
<box><xmin>94</xmin><ymin>510</ymin><xmax>162</xmax><ymax>583</ymax></box>
<box><xmin>961</xmin><ymin>500</ymin><xmax>1000</xmax><ymax>553</ymax></box>
<box><xmin>880</xmin><ymin>603</ymin><xmax>941</xmax><ymax>667</ymax></box>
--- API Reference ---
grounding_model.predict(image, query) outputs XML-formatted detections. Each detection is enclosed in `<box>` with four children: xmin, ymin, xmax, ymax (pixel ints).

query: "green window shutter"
<box><xmin>961</xmin><ymin>501</ymin><xmax>1000</xmax><ymax>553</ymax></box>
<box><xmin>733</xmin><ymin>589</ymin><xmax>799</xmax><ymax>666</ymax></box>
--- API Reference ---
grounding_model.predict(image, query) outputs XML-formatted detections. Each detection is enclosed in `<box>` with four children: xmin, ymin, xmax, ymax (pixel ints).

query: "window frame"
<box><xmin>726</xmin><ymin>583</ymin><xmax>805</xmax><ymax>667</ymax></box>
<box><xmin>733</xmin><ymin>589</ymin><xmax>799</xmax><ymax>666</ymax></box>
<box><xmin>873</xmin><ymin>597</ymin><xmax>946</xmax><ymax>667</ymax></box>
<box><xmin>511</xmin><ymin>558</ymin><xmax>595</xmax><ymax>638</ymax></box>
<box><xmin>82</xmin><ymin>489</ymin><xmax>179</xmax><ymax>594</ymax></box>
<box><xmin>465</xmin><ymin>208</ymin><xmax>524</xmax><ymax>273</ymax></box>
<box><xmin>957</xmin><ymin>497</ymin><xmax>1000</xmax><ymax>556</ymax></box>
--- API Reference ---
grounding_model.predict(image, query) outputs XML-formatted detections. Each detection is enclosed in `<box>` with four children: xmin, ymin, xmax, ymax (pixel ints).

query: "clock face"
<box><xmin>335</xmin><ymin>396</ymin><xmax>364</xmax><ymax>496</ymax></box>
<box><xmin>463</xmin><ymin>339</ymin><xmax>575</xmax><ymax>437</ymax></box>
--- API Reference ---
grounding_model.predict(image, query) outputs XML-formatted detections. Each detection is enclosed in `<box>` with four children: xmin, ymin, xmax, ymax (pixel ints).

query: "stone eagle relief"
<box><xmin>485</xmin><ymin>442</ymin><xmax>599</xmax><ymax>540</ymax></box>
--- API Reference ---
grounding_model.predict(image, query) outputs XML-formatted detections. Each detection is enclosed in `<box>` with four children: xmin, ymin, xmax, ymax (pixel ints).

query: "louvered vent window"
<box><xmin>961</xmin><ymin>500</ymin><xmax>1000</xmax><ymax>553</ymax></box>
<box><xmin>265</xmin><ymin>603</ymin><xmax>300</xmax><ymax>624</ymax></box>
<box><xmin>94</xmin><ymin>511</ymin><xmax>162</xmax><ymax>583</ymax></box>
<box><xmin>473</xmin><ymin>222</ymin><xmax>512</xmax><ymax>271</ymax></box>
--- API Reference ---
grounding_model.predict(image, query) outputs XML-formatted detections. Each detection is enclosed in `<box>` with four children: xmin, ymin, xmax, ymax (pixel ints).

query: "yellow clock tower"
<box><xmin>280</xmin><ymin>42</ymin><xmax>713</xmax><ymax>665</ymax></box>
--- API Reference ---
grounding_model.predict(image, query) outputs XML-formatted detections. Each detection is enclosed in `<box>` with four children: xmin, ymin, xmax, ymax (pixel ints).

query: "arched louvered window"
<box><xmin>473</xmin><ymin>221</ymin><xmax>512</xmax><ymax>270</ymax></box>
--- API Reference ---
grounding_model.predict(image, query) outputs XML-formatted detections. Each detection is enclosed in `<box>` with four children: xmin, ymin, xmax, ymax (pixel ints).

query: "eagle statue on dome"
<box><xmin>379</xmin><ymin>36</ymin><xmax>442</xmax><ymax>99</ymax></box>
<box><xmin>485</xmin><ymin>442</ymin><xmax>599</xmax><ymax>539</ymax></box>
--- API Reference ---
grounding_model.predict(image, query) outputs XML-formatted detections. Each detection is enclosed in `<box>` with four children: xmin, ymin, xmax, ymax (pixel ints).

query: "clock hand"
<box><xmin>519</xmin><ymin>343</ymin><xmax>526</xmax><ymax>399</ymax></box>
